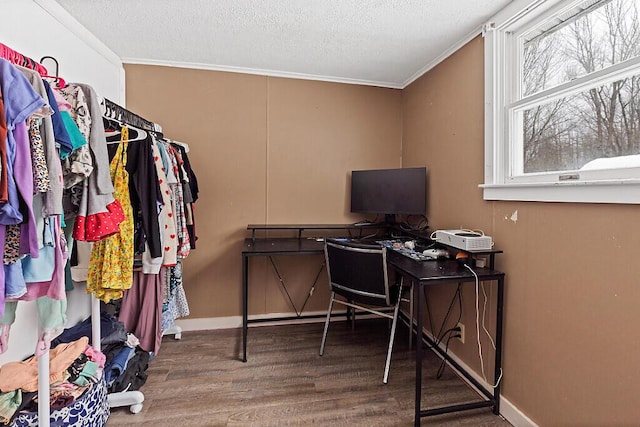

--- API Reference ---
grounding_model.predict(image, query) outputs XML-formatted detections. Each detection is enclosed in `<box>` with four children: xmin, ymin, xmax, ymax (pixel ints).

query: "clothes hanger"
<box><xmin>168</xmin><ymin>139</ymin><xmax>190</xmax><ymax>152</ymax></box>
<box><xmin>40</xmin><ymin>56</ymin><xmax>66</xmax><ymax>89</ymax></box>
<box><xmin>122</xmin><ymin>125</ymin><xmax>148</xmax><ymax>143</ymax></box>
<box><xmin>105</xmin><ymin>120</ymin><xmax>148</xmax><ymax>144</ymax></box>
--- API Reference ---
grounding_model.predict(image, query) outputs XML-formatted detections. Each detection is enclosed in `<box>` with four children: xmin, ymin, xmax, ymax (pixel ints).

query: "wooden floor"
<box><xmin>106</xmin><ymin>319</ymin><xmax>512</xmax><ymax>426</ymax></box>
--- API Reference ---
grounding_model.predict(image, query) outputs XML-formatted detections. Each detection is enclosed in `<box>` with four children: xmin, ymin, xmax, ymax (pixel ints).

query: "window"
<box><xmin>483</xmin><ymin>0</ymin><xmax>640</xmax><ymax>203</ymax></box>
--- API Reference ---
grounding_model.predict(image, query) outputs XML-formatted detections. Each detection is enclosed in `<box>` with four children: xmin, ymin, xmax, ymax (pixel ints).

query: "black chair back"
<box><xmin>324</xmin><ymin>239</ymin><xmax>391</xmax><ymax>306</ymax></box>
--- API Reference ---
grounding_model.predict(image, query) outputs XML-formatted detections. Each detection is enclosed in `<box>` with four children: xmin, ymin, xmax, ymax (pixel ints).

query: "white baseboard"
<box><xmin>417</xmin><ymin>324</ymin><xmax>536</xmax><ymax>427</ymax></box>
<box><xmin>499</xmin><ymin>395</ymin><xmax>538</xmax><ymax>427</ymax></box>
<box><xmin>173</xmin><ymin>316</ymin><xmax>242</xmax><ymax>332</ymax></box>
<box><xmin>173</xmin><ymin>310</ymin><xmax>344</xmax><ymax>332</ymax></box>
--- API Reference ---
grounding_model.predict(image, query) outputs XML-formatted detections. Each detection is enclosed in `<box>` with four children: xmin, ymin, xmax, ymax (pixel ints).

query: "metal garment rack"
<box><xmin>100</xmin><ymin>99</ymin><xmax>187</xmax><ymax>414</ymax></box>
<box><xmin>1</xmin><ymin>45</ymin><xmax>177</xmax><ymax>424</ymax></box>
<box><xmin>103</xmin><ymin>98</ymin><xmax>164</xmax><ymax>135</ymax></box>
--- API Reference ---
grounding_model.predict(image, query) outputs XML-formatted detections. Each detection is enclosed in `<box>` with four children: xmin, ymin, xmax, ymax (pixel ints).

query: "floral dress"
<box><xmin>86</xmin><ymin>127</ymin><xmax>134</xmax><ymax>302</ymax></box>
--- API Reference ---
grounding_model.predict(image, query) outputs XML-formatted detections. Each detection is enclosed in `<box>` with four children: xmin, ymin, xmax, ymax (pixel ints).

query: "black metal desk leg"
<box><xmin>493</xmin><ymin>277</ymin><xmax>505</xmax><ymax>414</ymax></box>
<box><xmin>415</xmin><ymin>281</ymin><xmax>423</xmax><ymax>427</ymax></box>
<box><xmin>242</xmin><ymin>254</ymin><xmax>249</xmax><ymax>362</ymax></box>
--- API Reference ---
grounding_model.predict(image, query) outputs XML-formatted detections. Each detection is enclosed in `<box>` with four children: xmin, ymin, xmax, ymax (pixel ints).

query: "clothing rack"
<box><xmin>100</xmin><ymin>98</ymin><xmax>186</xmax><ymax>412</ymax></box>
<box><xmin>1</xmin><ymin>48</ymin><xmax>151</xmax><ymax>422</ymax></box>
<box><xmin>0</xmin><ymin>42</ymin><xmax>53</xmax><ymax>427</ymax></box>
<box><xmin>93</xmin><ymin>297</ymin><xmax>144</xmax><ymax>414</ymax></box>
<box><xmin>1</xmin><ymin>45</ymin><xmax>188</xmax><ymax>420</ymax></box>
<box><xmin>103</xmin><ymin>98</ymin><xmax>163</xmax><ymax>136</ymax></box>
<box><xmin>100</xmin><ymin>98</ymin><xmax>157</xmax><ymax>414</ymax></box>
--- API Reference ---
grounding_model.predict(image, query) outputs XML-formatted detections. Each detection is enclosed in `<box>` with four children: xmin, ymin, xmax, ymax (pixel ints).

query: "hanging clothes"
<box><xmin>86</xmin><ymin>127</ymin><xmax>133</xmax><ymax>303</ymax></box>
<box><xmin>161</xmin><ymin>260</ymin><xmax>189</xmax><ymax>333</ymax></box>
<box><xmin>172</xmin><ymin>143</ymin><xmax>198</xmax><ymax>249</ymax></box>
<box><xmin>0</xmin><ymin>87</ymin><xmax>8</xmax><ymax>203</ymax></box>
<box><xmin>158</xmin><ymin>141</ymin><xmax>190</xmax><ymax>258</ymax></box>
<box><xmin>0</xmin><ymin>57</ymin><xmax>76</xmax><ymax>357</ymax></box>
<box><xmin>152</xmin><ymin>140</ymin><xmax>178</xmax><ymax>267</ymax></box>
<box><xmin>118</xmin><ymin>267</ymin><xmax>164</xmax><ymax>355</ymax></box>
<box><xmin>121</xmin><ymin>133</ymin><xmax>162</xmax><ymax>258</ymax></box>
<box><xmin>14</xmin><ymin>64</ymin><xmax>64</xmax><ymax>219</ymax></box>
<box><xmin>0</xmin><ymin>58</ymin><xmax>48</xmax><ymax>311</ymax></box>
<box><xmin>58</xmin><ymin>84</ymin><xmax>92</xmax><ymax>190</ymax></box>
<box><xmin>72</xmin><ymin>83</ymin><xmax>123</xmax><ymax>243</ymax></box>
<box><xmin>28</xmin><ymin>116</ymin><xmax>51</xmax><ymax>194</ymax></box>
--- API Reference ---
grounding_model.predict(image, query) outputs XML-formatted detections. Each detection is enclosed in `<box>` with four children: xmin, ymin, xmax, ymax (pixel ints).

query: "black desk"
<box><xmin>243</xmin><ymin>225</ymin><xmax>376</xmax><ymax>362</ymax></box>
<box><xmin>242</xmin><ymin>236</ymin><xmax>325</xmax><ymax>364</ymax></box>
<box><xmin>241</xmin><ymin>225</ymin><xmax>505</xmax><ymax>427</ymax></box>
<box><xmin>247</xmin><ymin>223</ymin><xmax>384</xmax><ymax>240</ymax></box>
<box><xmin>242</xmin><ymin>223</ymin><xmax>391</xmax><ymax>362</ymax></box>
<box><xmin>386</xmin><ymin>251</ymin><xmax>505</xmax><ymax>426</ymax></box>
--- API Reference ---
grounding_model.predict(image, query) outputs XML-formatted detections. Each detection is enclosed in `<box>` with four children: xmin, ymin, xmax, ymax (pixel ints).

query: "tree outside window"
<box><xmin>520</xmin><ymin>0</ymin><xmax>640</xmax><ymax>175</ymax></box>
<box><xmin>483</xmin><ymin>0</ymin><xmax>640</xmax><ymax>203</ymax></box>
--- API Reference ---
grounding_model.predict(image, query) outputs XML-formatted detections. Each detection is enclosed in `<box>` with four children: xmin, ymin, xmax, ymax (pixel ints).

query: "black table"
<box><xmin>386</xmin><ymin>251</ymin><xmax>505</xmax><ymax>426</ymax></box>
<box><xmin>242</xmin><ymin>236</ymin><xmax>325</xmax><ymax>363</ymax></box>
<box><xmin>241</xmin><ymin>225</ymin><xmax>505</xmax><ymax>426</ymax></box>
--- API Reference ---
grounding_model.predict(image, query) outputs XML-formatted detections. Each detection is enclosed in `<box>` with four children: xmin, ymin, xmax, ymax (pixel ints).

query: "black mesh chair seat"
<box><xmin>319</xmin><ymin>238</ymin><xmax>413</xmax><ymax>384</ymax></box>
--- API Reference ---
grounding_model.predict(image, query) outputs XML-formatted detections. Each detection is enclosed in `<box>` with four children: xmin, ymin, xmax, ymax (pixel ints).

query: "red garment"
<box><xmin>73</xmin><ymin>198</ymin><xmax>124</xmax><ymax>242</ymax></box>
<box><xmin>0</xmin><ymin>89</ymin><xmax>8</xmax><ymax>202</ymax></box>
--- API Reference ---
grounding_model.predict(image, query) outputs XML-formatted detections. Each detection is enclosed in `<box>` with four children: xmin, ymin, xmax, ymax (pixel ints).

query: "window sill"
<box><xmin>481</xmin><ymin>180</ymin><xmax>640</xmax><ymax>204</ymax></box>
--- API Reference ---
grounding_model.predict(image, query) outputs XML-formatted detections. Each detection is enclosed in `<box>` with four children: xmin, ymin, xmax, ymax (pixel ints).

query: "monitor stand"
<box><xmin>383</xmin><ymin>214</ymin><xmax>396</xmax><ymax>225</ymax></box>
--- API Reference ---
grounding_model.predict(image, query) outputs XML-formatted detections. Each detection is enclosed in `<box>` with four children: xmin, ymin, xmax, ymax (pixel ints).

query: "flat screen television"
<box><xmin>350</xmin><ymin>167</ymin><xmax>427</xmax><ymax>223</ymax></box>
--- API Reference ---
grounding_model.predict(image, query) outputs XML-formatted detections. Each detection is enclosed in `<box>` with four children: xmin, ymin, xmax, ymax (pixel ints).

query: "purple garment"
<box><xmin>118</xmin><ymin>268</ymin><xmax>164</xmax><ymax>355</ymax></box>
<box><xmin>0</xmin><ymin>59</ymin><xmax>46</xmax><ymax>225</ymax></box>
<box><xmin>0</xmin><ymin>59</ymin><xmax>47</xmax><ymax>313</ymax></box>
<box><xmin>0</xmin><ymin>121</ymin><xmax>21</xmax><ymax>224</ymax></box>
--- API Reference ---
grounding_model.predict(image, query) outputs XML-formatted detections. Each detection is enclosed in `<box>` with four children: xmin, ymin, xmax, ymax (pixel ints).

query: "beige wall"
<box><xmin>124</xmin><ymin>65</ymin><xmax>402</xmax><ymax>319</ymax></box>
<box><xmin>403</xmin><ymin>36</ymin><xmax>640</xmax><ymax>426</ymax></box>
<box><xmin>126</xmin><ymin>35</ymin><xmax>640</xmax><ymax>424</ymax></box>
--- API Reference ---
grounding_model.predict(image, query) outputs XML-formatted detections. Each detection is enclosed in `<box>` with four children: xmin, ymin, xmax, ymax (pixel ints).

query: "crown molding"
<box><xmin>121</xmin><ymin>57</ymin><xmax>404</xmax><ymax>89</ymax></box>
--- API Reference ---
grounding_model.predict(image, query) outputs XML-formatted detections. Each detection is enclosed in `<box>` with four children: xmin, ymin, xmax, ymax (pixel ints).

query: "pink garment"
<box><xmin>118</xmin><ymin>268</ymin><xmax>164</xmax><ymax>355</ymax></box>
<box><xmin>52</xmin><ymin>89</ymin><xmax>71</xmax><ymax>111</ymax></box>
<box><xmin>84</xmin><ymin>345</ymin><xmax>106</xmax><ymax>369</ymax></box>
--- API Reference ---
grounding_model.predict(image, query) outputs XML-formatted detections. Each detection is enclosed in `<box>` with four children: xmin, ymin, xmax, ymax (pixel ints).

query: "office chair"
<box><xmin>319</xmin><ymin>238</ymin><xmax>412</xmax><ymax>384</ymax></box>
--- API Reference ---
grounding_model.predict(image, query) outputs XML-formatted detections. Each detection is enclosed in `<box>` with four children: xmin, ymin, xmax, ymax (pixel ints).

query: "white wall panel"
<box><xmin>0</xmin><ymin>0</ymin><xmax>124</xmax><ymax>363</ymax></box>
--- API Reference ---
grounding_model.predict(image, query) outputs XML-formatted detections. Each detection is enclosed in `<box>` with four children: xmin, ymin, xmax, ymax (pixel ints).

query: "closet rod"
<box><xmin>103</xmin><ymin>98</ymin><xmax>163</xmax><ymax>136</ymax></box>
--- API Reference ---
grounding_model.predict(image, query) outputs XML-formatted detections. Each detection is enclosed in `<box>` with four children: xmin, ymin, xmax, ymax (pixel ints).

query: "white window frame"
<box><xmin>482</xmin><ymin>0</ymin><xmax>640</xmax><ymax>204</ymax></box>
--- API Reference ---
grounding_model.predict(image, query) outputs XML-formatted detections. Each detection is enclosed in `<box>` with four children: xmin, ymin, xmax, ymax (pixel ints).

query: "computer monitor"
<box><xmin>350</xmin><ymin>167</ymin><xmax>427</xmax><ymax>224</ymax></box>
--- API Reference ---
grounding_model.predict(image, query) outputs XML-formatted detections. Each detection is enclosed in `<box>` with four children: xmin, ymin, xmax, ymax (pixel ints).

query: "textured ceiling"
<box><xmin>54</xmin><ymin>0</ymin><xmax>512</xmax><ymax>88</ymax></box>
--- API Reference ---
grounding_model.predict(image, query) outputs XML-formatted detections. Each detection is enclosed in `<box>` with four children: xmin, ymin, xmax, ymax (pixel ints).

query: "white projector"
<box><xmin>434</xmin><ymin>230</ymin><xmax>493</xmax><ymax>251</ymax></box>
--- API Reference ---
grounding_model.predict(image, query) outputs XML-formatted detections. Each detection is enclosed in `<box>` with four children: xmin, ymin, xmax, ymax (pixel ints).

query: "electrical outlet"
<box><xmin>456</xmin><ymin>322</ymin><xmax>465</xmax><ymax>344</ymax></box>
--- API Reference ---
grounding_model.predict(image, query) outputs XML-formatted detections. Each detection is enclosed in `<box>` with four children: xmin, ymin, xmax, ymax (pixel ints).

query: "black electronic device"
<box><xmin>350</xmin><ymin>166</ymin><xmax>427</xmax><ymax>224</ymax></box>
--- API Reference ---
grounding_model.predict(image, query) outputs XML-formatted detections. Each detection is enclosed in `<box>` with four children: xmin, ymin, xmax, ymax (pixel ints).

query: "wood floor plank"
<box><xmin>106</xmin><ymin>320</ymin><xmax>512</xmax><ymax>426</ymax></box>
